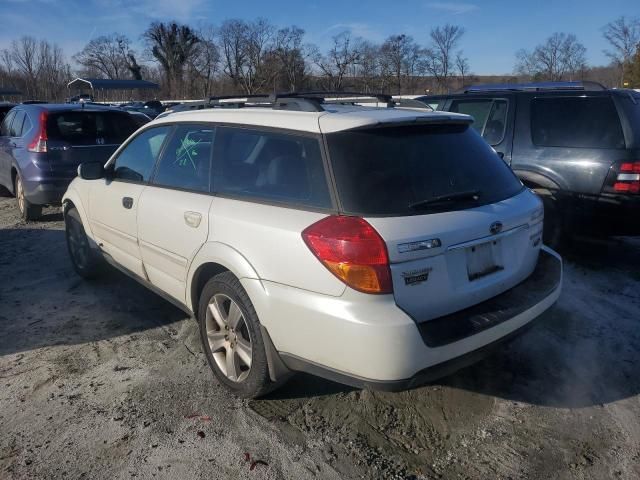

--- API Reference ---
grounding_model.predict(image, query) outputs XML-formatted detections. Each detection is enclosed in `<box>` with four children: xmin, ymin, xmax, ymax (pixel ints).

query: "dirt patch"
<box><xmin>1</xmin><ymin>196</ymin><xmax>640</xmax><ymax>479</ymax></box>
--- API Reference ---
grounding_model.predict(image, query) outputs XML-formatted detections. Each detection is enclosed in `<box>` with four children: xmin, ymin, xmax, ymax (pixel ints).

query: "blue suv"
<box><xmin>0</xmin><ymin>104</ymin><xmax>139</xmax><ymax>220</ymax></box>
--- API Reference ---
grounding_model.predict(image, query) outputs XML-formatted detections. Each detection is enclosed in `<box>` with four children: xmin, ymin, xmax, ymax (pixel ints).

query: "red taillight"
<box><xmin>27</xmin><ymin>111</ymin><xmax>48</xmax><ymax>153</ymax></box>
<box><xmin>302</xmin><ymin>216</ymin><xmax>393</xmax><ymax>294</ymax></box>
<box><xmin>606</xmin><ymin>161</ymin><xmax>640</xmax><ymax>195</ymax></box>
<box><xmin>620</xmin><ymin>162</ymin><xmax>640</xmax><ymax>173</ymax></box>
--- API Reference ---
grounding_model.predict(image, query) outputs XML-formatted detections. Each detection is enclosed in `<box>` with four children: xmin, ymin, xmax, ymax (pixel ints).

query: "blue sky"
<box><xmin>0</xmin><ymin>0</ymin><xmax>638</xmax><ymax>74</ymax></box>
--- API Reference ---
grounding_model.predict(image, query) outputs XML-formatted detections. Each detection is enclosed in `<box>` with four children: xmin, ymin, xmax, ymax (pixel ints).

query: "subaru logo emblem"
<box><xmin>490</xmin><ymin>221</ymin><xmax>503</xmax><ymax>235</ymax></box>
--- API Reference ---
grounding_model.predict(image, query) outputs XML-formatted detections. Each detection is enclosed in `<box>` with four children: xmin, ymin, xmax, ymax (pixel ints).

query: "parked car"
<box><xmin>0</xmin><ymin>102</ymin><xmax>15</xmax><ymax>124</ymax></box>
<box><xmin>422</xmin><ymin>82</ymin><xmax>640</xmax><ymax>245</ymax></box>
<box><xmin>62</xmin><ymin>93</ymin><xmax>562</xmax><ymax>398</ymax></box>
<box><xmin>0</xmin><ymin>104</ymin><xmax>140</xmax><ymax>220</ymax></box>
<box><xmin>120</xmin><ymin>100</ymin><xmax>165</xmax><ymax>119</ymax></box>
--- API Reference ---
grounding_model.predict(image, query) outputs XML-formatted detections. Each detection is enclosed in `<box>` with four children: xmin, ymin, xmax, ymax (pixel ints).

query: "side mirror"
<box><xmin>78</xmin><ymin>161</ymin><xmax>105</xmax><ymax>180</ymax></box>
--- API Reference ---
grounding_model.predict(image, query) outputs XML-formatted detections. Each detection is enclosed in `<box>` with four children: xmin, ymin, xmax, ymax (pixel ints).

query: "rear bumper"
<box><xmin>566</xmin><ymin>192</ymin><xmax>640</xmax><ymax>237</ymax></box>
<box><xmin>23</xmin><ymin>179</ymin><xmax>70</xmax><ymax>205</ymax></box>
<box><xmin>243</xmin><ymin>246</ymin><xmax>562</xmax><ymax>388</ymax></box>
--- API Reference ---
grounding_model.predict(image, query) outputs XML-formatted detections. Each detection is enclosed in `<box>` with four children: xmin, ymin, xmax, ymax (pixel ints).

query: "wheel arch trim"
<box><xmin>187</xmin><ymin>242</ymin><xmax>260</xmax><ymax>313</ymax></box>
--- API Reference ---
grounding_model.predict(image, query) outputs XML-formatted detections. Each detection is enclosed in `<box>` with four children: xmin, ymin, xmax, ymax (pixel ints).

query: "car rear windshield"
<box><xmin>326</xmin><ymin>123</ymin><xmax>523</xmax><ymax>216</ymax></box>
<box><xmin>46</xmin><ymin>111</ymin><xmax>138</xmax><ymax>145</ymax></box>
<box><xmin>530</xmin><ymin>97</ymin><xmax>625</xmax><ymax>149</ymax></box>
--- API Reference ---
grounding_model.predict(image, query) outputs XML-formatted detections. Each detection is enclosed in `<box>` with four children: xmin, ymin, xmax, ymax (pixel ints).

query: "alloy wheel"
<box><xmin>205</xmin><ymin>293</ymin><xmax>253</xmax><ymax>382</ymax></box>
<box><xmin>16</xmin><ymin>177</ymin><xmax>24</xmax><ymax>214</ymax></box>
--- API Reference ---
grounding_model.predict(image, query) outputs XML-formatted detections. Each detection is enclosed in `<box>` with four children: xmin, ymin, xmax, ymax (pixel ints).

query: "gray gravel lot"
<box><xmin>1</xmin><ymin>196</ymin><xmax>639</xmax><ymax>479</ymax></box>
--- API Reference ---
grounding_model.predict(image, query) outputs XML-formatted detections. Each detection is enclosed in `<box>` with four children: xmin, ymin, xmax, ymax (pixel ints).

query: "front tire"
<box><xmin>65</xmin><ymin>206</ymin><xmax>102</xmax><ymax>278</ymax></box>
<box><xmin>198</xmin><ymin>271</ymin><xmax>274</xmax><ymax>398</ymax></box>
<box><xmin>15</xmin><ymin>173</ymin><xmax>41</xmax><ymax>221</ymax></box>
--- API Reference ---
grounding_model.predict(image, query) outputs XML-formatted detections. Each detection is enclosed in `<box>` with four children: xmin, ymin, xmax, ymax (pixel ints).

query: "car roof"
<box><xmin>150</xmin><ymin>104</ymin><xmax>471</xmax><ymax>134</ymax></box>
<box><xmin>18</xmin><ymin>103</ymin><xmax>130</xmax><ymax>113</ymax></box>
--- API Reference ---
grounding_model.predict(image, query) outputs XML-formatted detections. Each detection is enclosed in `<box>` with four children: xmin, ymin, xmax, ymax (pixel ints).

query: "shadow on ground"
<box><xmin>2</xmin><ymin>227</ymin><xmax>639</xmax><ymax>409</ymax></box>
<box><xmin>0</xmin><ymin>228</ymin><xmax>185</xmax><ymax>358</ymax></box>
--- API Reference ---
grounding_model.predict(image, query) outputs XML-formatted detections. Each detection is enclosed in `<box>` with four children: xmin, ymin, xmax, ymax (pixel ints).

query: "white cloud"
<box><xmin>427</xmin><ymin>2</ymin><xmax>479</xmax><ymax>15</ymax></box>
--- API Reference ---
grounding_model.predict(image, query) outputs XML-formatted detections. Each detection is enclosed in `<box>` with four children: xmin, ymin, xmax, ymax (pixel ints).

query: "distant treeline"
<box><xmin>0</xmin><ymin>16</ymin><xmax>638</xmax><ymax>102</ymax></box>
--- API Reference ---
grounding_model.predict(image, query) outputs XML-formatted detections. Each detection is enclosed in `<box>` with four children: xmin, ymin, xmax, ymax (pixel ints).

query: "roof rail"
<box><xmin>459</xmin><ymin>81</ymin><xmax>607</xmax><ymax>93</ymax></box>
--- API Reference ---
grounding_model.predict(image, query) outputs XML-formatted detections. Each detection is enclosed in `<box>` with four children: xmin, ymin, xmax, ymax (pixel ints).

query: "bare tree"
<box><xmin>144</xmin><ymin>22</ymin><xmax>200</xmax><ymax>98</ymax></box>
<box><xmin>190</xmin><ymin>26</ymin><xmax>219</xmax><ymax>97</ymax></box>
<box><xmin>602</xmin><ymin>16</ymin><xmax>640</xmax><ymax>86</ymax></box>
<box><xmin>379</xmin><ymin>34</ymin><xmax>422</xmax><ymax>93</ymax></box>
<box><xmin>314</xmin><ymin>31</ymin><xmax>362</xmax><ymax>90</ymax></box>
<box><xmin>423</xmin><ymin>24</ymin><xmax>465</xmax><ymax>92</ymax></box>
<box><xmin>74</xmin><ymin>34</ymin><xmax>134</xmax><ymax>79</ymax></box>
<box><xmin>515</xmin><ymin>33</ymin><xmax>586</xmax><ymax>81</ymax></box>
<box><xmin>455</xmin><ymin>51</ymin><xmax>470</xmax><ymax>87</ymax></box>
<box><xmin>273</xmin><ymin>26</ymin><xmax>309</xmax><ymax>91</ymax></box>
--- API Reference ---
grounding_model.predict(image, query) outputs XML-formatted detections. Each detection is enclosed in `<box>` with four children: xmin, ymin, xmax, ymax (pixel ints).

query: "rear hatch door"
<box><xmin>325</xmin><ymin>120</ymin><xmax>544</xmax><ymax>322</ymax></box>
<box><xmin>46</xmin><ymin>110</ymin><xmax>139</xmax><ymax>176</ymax></box>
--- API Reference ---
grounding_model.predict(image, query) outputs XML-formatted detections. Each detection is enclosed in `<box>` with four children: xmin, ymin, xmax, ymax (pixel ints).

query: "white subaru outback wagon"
<box><xmin>62</xmin><ymin>93</ymin><xmax>562</xmax><ymax>398</ymax></box>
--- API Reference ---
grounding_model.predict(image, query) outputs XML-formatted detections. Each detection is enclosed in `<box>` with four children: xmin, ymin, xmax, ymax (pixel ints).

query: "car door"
<box><xmin>0</xmin><ymin>110</ymin><xmax>17</xmax><ymax>190</ymax></box>
<box><xmin>137</xmin><ymin>124</ymin><xmax>214</xmax><ymax>304</ymax></box>
<box><xmin>89</xmin><ymin>125</ymin><xmax>172</xmax><ymax>279</ymax></box>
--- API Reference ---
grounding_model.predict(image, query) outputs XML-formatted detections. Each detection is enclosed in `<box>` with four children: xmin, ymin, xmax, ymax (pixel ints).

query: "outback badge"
<box><xmin>402</xmin><ymin>267</ymin><xmax>432</xmax><ymax>286</ymax></box>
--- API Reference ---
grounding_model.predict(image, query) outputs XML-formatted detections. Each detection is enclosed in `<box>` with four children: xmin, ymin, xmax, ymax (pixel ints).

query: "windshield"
<box><xmin>326</xmin><ymin>123</ymin><xmax>523</xmax><ymax>216</ymax></box>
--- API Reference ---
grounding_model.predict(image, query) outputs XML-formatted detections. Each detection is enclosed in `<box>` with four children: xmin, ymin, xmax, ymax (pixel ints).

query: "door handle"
<box><xmin>184</xmin><ymin>211</ymin><xmax>202</xmax><ymax>228</ymax></box>
<box><xmin>122</xmin><ymin>197</ymin><xmax>133</xmax><ymax>209</ymax></box>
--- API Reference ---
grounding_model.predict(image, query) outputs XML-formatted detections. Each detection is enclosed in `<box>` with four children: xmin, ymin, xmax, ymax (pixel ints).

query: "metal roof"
<box><xmin>151</xmin><ymin>104</ymin><xmax>471</xmax><ymax>134</ymax></box>
<box><xmin>67</xmin><ymin>78</ymin><xmax>159</xmax><ymax>91</ymax></box>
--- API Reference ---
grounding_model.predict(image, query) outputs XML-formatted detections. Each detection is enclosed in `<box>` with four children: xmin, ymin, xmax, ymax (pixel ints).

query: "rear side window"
<box><xmin>47</xmin><ymin>111</ymin><xmax>138</xmax><ymax>145</ymax></box>
<box><xmin>531</xmin><ymin>97</ymin><xmax>625</xmax><ymax>149</ymax></box>
<box><xmin>449</xmin><ymin>99</ymin><xmax>508</xmax><ymax>145</ymax></box>
<box><xmin>1</xmin><ymin>110</ymin><xmax>15</xmax><ymax>136</ymax></box>
<box><xmin>326</xmin><ymin>124</ymin><xmax>523</xmax><ymax>216</ymax></box>
<box><xmin>9</xmin><ymin>111</ymin><xmax>25</xmax><ymax>137</ymax></box>
<box><xmin>113</xmin><ymin>126</ymin><xmax>171</xmax><ymax>182</ymax></box>
<box><xmin>212</xmin><ymin>127</ymin><xmax>332</xmax><ymax>209</ymax></box>
<box><xmin>152</xmin><ymin>125</ymin><xmax>213</xmax><ymax>192</ymax></box>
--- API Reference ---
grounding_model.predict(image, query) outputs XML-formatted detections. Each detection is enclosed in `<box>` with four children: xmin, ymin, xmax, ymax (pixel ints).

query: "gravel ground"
<box><xmin>1</xmin><ymin>195</ymin><xmax>639</xmax><ymax>480</ymax></box>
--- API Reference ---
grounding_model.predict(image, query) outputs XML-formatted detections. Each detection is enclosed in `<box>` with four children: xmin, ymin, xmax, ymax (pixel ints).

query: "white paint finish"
<box><xmin>137</xmin><ymin>186</ymin><xmax>213</xmax><ymax>303</ymax></box>
<box><xmin>243</xmin><ymin>247</ymin><xmax>561</xmax><ymax>381</ymax></box>
<box><xmin>209</xmin><ymin>196</ymin><xmax>346</xmax><ymax>297</ymax></box>
<box><xmin>146</xmin><ymin>104</ymin><xmax>470</xmax><ymax>135</ymax></box>
<box><xmin>88</xmin><ymin>179</ymin><xmax>146</xmax><ymax>278</ymax></box>
<box><xmin>368</xmin><ymin>189</ymin><xmax>544</xmax><ymax>321</ymax></box>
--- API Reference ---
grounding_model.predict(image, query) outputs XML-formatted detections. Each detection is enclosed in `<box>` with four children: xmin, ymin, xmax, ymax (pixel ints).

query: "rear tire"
<box><xmin>15</xmin><ymin>173</ymin><xmax>41</xmax><ymax>221</ymax></box>
<box><xmin>198</xmin><ymin>271</ymin><xmax>276</xmax><ymax>398</ymax></box>
<box><xmin>65</xmin><ymin>206</ymin><xmax>102</xmax><ymax>279</ymax></box>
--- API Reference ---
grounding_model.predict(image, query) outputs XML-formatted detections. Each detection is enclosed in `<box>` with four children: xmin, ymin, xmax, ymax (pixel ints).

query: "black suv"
<box><xmin>420</xmin><ymin>82</ymin><xmax>640</xmax><ymax>245</ymax></box>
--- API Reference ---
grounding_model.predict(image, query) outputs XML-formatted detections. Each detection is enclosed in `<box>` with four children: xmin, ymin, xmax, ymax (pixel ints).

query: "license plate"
<box><xmin>466</xmin><ymin>241</ymin><xmax>503</xmax><ymax>281</ymax></box>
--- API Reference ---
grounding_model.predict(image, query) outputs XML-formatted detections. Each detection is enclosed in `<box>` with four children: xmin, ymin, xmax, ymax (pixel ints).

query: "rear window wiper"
<box><xmin>409</xmin><ymin>190</ymin><xmax>481</xmax><ymax>210</ymax></box>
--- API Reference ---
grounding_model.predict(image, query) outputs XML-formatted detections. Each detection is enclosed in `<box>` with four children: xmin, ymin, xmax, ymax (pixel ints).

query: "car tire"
<box><xmin>198</xmin><ymin>271</ymin><xmax>275</xmax><ymax>398</ymax></box>
<box><xmin>64</xmin><ymin>206</ymin><xmax>102</xmax><ymax>279</ymax></box>
<box><xmin>15</xmin><ymin>173</ymin><xmax>41</xmax><ymax>221</ymax></box>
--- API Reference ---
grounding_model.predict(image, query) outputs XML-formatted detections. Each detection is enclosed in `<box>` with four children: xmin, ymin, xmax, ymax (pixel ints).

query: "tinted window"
<box><xmin>449</xmin><ymin>99</ymin><xmax>507</xmax><ymax>145</ymax></box>
<box><xmin>9</xmin><ymin>111</ymin><xmax>25</xmax><ymax>137</ymax></box>
<box><xmin>326</xmin><ymin>124</ymin><xmax>523</xmax><ymax>216</ymax></box>
<box><xmin>47</xmin><ymin>111</ymin><xmax>138</xmax><ymax>145</ymax></box>
<box><xmin>153</xmin><ymin>125</ymin><xmax>213</xmax><ymax>192</ymax></box>
<box><xmin>212</xmin><ymin>127</ymin><xmax>332</xmax><ymax>208</ymax></box>
<box><xmin>531</xmin><ymin>97</ymin><xmax>625</xmax><ymax>149</ymax></box>
<box><xmin>0</xmin><ymin>110</ymin><xmax>15</xmax><ymax>136</ymax></box>
<box><xmin>113</xmin><ymin>126</ymin><xmax>171</xmax><ymax>182</ymax></box>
